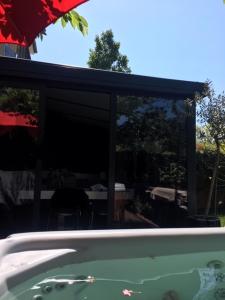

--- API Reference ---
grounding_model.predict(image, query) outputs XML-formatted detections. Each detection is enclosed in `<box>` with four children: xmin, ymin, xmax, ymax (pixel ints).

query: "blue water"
<box><xmin>2</xmin><ymin>251</ymin><xmax>225</xmax><ymax>300</ymax></box>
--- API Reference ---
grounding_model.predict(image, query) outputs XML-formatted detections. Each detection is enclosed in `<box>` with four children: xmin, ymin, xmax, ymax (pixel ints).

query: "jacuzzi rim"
<box><xmin>6</xmin><ymin>227</ymin><xmax>225</xmax><ymax>239</ymax></box>
<box><xmin>1</xmin><ymin>227</ymin><xmax>225</xmax><ymax>261</ymax></box>
<box><xmin>0</xmin><ymin>228</ymin><xmax>225</xmax><ymax>298</ymax></box>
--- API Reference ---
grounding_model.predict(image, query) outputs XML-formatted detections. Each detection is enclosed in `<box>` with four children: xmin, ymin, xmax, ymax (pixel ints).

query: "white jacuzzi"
<box><xmin>0</xmin><ymin>228</ymin><xmax>225</xmax><ymax>300</ymax></box>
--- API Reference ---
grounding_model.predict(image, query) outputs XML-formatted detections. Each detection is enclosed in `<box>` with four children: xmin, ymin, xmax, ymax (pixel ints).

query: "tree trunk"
<box><xmin>205</xmin><ymin>143</ymin><xmax>220</xmax><ymax>216</ymax></box>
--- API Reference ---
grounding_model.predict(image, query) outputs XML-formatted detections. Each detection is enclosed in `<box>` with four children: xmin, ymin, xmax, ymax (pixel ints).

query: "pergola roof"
<box><xmin>0</xmin><ymin>57</ymin><xmax>204</xmax><ymax>98</ymax></box>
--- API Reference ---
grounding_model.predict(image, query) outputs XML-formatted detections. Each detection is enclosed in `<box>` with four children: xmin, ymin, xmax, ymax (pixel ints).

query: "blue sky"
<box><xmin>34</xmin><ymin>0</ymin><xmax>225</xmax><ymax>94</ymax></box>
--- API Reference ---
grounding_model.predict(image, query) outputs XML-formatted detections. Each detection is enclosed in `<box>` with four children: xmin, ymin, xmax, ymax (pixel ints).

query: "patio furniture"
<box><xmin>48</xmin><ymin>188</ymin><xmax>91</xmax><ymax>230</ymax></box>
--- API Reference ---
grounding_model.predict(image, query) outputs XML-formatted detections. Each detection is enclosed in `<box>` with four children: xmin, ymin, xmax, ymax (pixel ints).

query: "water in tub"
<box><xmin>1</xmin><ymin>250</ymin><xmax>225</xmax><ymax>299</ymax></box>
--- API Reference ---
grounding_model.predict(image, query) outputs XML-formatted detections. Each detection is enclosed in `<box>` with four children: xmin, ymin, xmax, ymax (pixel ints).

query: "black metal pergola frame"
<box><xmin>0</xmin><ymin>57</ymin><xmax>204</xmax><ymax>228</ymax></box>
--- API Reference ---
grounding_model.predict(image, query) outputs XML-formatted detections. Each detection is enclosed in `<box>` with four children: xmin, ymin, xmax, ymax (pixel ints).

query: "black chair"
<box><xmin>48</xmin><ymin>188</ymin><xmax>92</xmax><ymax>230</ymax></box>
<box><xmin>91</xmin><ymin>199</ymin><xmax>108</xmax><ymax>229</ymax></box>
<box><xmin>0</xmin><ymin>203</ymin><xmax>14</xmax><ymax>237</ymax></box>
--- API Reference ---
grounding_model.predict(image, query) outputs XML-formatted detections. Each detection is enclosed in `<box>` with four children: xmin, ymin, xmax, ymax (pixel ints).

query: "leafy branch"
<box><xmin>38</xmin><ymin>10</ymin><xmax>88</xmax><ymax>41</ymax></box>
<box><xmin>59</xmin><ymin>10</ymin><xmax>88</xmax><ymax>36</ymax></box>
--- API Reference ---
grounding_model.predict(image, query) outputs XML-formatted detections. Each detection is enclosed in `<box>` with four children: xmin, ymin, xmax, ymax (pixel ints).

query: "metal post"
<box><xmin>33</xmin><ymin>85</ymin><xmax>46</xmax><ymax>229</ymax></box>
<box><xmin>108</xmin><ymin>94</ymin><xmax>116</xmax><ymax>227</ymax></box>
<box><xmin>187</xmin><ymin>101</ymin><xmax>197</xmax><ymax>215</ymax></box>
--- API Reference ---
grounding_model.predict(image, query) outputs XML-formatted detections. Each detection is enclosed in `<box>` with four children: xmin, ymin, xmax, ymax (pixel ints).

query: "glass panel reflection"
<box><xmin>41</xmin><ymin>89</ymin><xmax>110</xmax><ymax>230</ymax></box>
<box><xmin>116</xmin><ymin>95</ymin><xmax>187</xmax><ymax>228</ymax></box>
<box><xmin>0</xmin><ymin>86</ymin><xmax>40</xmax><ymax>237</ymax></box>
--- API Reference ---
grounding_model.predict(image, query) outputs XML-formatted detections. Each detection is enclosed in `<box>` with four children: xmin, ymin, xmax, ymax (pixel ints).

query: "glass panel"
<box><xmin>116</xmin><ymin>95</ymin><xmax>187</xmax><ymax>228</ymax></box>
<box><xmin>0</xmin><ymin>85</ymin><xmax>40</xmax><ymax>237</ymax></box>
<box><xmin>41</xmin><ymin>88</ymin><xmax>110</xmax><ymax>230</ymax></box>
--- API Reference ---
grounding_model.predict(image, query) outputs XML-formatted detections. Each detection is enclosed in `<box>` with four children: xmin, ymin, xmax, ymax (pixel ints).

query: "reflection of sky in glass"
<box><xmin>148</xmin><ymin>98</ymin><xmax>184</xmax><ymax>119</ymax></box>
<box><xmin>117</xmin><ymin>97</ymin><xmax>184</xmax><ymax>126</ymax></box>
<box><xmin>117</xmin><ymin>115</ymin><xmax>128</xmax><ymax>126</ymax></box>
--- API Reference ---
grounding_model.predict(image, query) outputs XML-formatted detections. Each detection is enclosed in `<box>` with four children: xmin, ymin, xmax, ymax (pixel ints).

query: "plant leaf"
<box><xmin>60</xmin><ymin>10</ymin><xmax>88</xmax><ymax>35</ymax></box>
<box><xmin>70</xmin><ymin>11</ymin><xmax>79</xmax><ymax>29</ymax></box>
<box><xmin>61</xmin><ymin>17</ymin><xmax>67</xmax><ymax>28</ymax></box>
<box><xmin>78</xmin><ymin>15</ymin><xmax>88</xmax><ymax>28</ymax></box>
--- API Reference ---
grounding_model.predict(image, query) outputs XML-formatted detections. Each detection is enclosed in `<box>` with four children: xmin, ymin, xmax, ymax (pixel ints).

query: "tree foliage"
<box><xmin>198</xmin><ymin>90</ymin><xmax>225</xmax><ymax>147</ymax></box>
<box><xmin>60</xmin><ymin>10</ymin><xmax>88</xmax><ymax>35</ymax></box>
<box><xmin>87</xmin><ymin>29</ymin><xmax>131</xmax><ymax>73</ymax></box>
<box><xmin>195</xmin><ymin>82</ymin><xmax>225</xmax><ymax>215</ymax></box>
<box><xmin>38</xmin><ymin>10</ymin><xmax>88</xmax><ymax>41</ymax></box>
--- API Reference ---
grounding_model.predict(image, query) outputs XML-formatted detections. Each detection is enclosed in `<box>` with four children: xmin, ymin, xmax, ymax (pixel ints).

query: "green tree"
<box><xmin>87</xmin><ymin>29</ymin><xmax>131</xmax><ymax>73</ymax></box>
<box><xmin>196</xmin><ymin>83</ymin><xmax>225</xmax><ymax>215</ymax></box>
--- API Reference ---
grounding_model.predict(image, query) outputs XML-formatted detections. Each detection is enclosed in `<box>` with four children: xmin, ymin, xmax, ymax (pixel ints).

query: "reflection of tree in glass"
<box><xmin>117</xmin><ymin>96</ymin><xmax>185</xmax><ymax>154</ymax></box>
<box><xmin>116</xmin><ymin>96</ymin><xmax>187</xmax><ymax>188</ymax></box>
<box><xmin>0</xmin><ymin>88</ymin><xmax>39</xmax><ymax>125</ymax></box>
<box><xmin>159</xmin><ymin>163</ymin><xmax>186</xmax><ymax>188</ymax></box>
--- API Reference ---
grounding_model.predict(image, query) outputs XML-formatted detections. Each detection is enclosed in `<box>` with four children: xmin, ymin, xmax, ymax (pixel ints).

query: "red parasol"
<box><xmin>0</xmin><ymin>111</ymin><xmax>38</xmax><ymax>137</ymax></box>
<box><xmin>0</xmin><ymin>0</ymin><xmax>88</xmax><ymax>47</ymax></box>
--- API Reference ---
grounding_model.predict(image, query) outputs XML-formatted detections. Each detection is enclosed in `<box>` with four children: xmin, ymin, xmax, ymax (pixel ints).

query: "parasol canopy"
<box><xmin>0</xmin><ymin>0</ymin><xmax>88</xmax><ymax>47</ymax></box>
